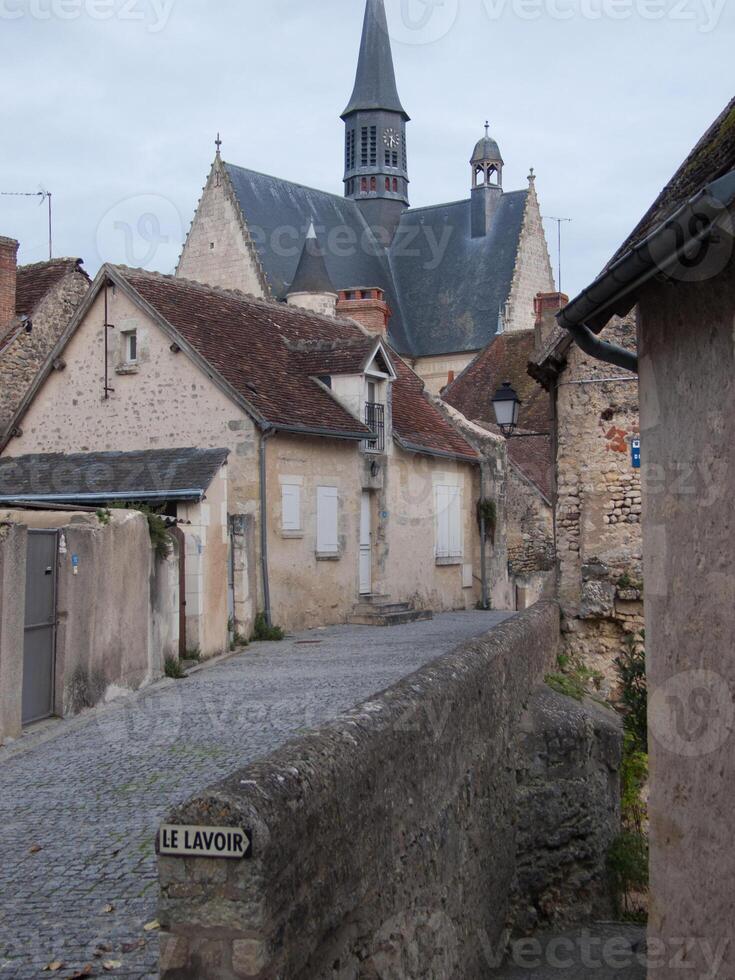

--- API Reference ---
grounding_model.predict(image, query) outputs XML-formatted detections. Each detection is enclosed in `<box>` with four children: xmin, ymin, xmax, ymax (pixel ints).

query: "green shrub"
<box><xmin>545</xmin><ymin>654</ymin><xmax>604</xmax><ymax>703</ymax></box>
<box><xmin>615</xmin><ymin>633</ymin><xmax>648</xmax><ymax>752</ymax></box>
<box><xmin>252</xmin><ymin>613</ymin><xmax>284</xmax><ymax>642</ymax></box>
<box><xmin>164</xmin><ymin>657</ymin><xmax>186</xmax><ymax>680</ymax></box>
<box><xmin>110</xmin><ymin>502</ymin><xmax>172</xmax><ymax>560</ymax></box>
<box><xmin>608</xmin><ymin>831</ymin><xmax>649</xmax><ymax>922</ymax></box>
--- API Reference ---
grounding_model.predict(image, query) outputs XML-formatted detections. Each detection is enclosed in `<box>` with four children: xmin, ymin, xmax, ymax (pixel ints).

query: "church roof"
<box><xmin>471</xmin><ymin>136</ymin><xmax>503</xmax><ymax>165</ymax></box>
<box><xmin>287</xmin><ymin>224</ymin><xmax>337</xmax><ymax>296</ymax></box>
<box><xmin>224</xmin><ymin>164</ymin><xmax>529</xmax><ymax>359</ymax></box>
<box><xmin>341</xmin><ymin>0</ymin><xmax>408</xmax><ymax>120</ymax></box>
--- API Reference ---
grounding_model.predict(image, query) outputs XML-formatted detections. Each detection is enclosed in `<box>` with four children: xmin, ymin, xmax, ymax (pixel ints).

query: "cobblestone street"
<box><xmin>0</xmin><ymin>611</ymin><xmax>511</xmax><ymax>979</ymax></box>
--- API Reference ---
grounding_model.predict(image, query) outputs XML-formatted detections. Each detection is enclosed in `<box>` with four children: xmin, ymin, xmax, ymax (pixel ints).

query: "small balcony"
<box><xmin>363</xmin><ymin>402</ymin><xmax>385</xmax><ymax>453</ymax></box>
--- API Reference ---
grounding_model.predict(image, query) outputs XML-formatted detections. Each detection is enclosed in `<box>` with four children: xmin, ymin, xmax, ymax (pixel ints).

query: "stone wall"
<box><xmin>177</xmin><ymin>158</ymin><xmax>270</xmax><ymax>297</ymax></box>
<box><xmin>0</xmin><ymin>521</ymin><xmax>27</xmax><ymax>743</ymax></box>
<box><xmin>506</xmin><ymin>463</ymin><xmax>555</xmax><ymax>606</ymax></box>
<box><xmin>509</xmin><ymin>685</ymin><xmax>622</xmax><ymax>934</ymax></box>
<box><xmin>554</xmin><ymin>315</ymin><xmax>644</xmax><ymax>690</ymax></box>
<box><xmin>158</xmin><ymin>603</ymin><xmax>561</xmax><ymax>979</ymax></box>
<box><xmin>505</xmin><ymin>178</ymin><xmax>555</xmax><ymax>334</ymax></box>
<box><xmin>0</xmin><ymin>266</ymin><xmax>89</xmax><ymax>437</ymax></box>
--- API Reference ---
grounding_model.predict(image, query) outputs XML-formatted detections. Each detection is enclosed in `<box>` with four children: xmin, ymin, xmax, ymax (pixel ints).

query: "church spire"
<box><xmin>341</xmin><ymin>0</ymin><xmax>410</xmax><ymax>242</ymax></box>
<box><xmin>341</xmin><ymin>0</ymin><xmax>409</xmax><ymax>121</ymax></box>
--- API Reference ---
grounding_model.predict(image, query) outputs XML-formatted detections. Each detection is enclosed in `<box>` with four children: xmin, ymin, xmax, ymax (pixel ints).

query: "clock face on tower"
<box><xmin>383</xmin><ymin>128</ymin><xmax>401</xmax><ymax>150</ymax></box>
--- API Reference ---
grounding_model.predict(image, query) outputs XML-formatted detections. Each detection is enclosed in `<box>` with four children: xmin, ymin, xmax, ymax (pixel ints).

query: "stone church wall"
<box><xmin>177</xmin><ymin>159</ymin><xmax>269</xmax><ymax>297</ymax></box>
<box><xmin>506</xmin><ymin>463</ymin><xmax>555</xmax><ymax>606</ymax></box>
<box><xmin>555</xmin><ymin>314</ymin><xmax>644</xmax><ymax>691</ymax></box>
<box><xmin>505</xmin><ymin>179</ymin><xmax>555</xmax><ymax>334</ymax></box>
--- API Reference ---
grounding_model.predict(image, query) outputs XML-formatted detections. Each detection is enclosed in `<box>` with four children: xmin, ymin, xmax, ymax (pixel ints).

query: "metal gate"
<box><xmin>22</xmin><ymin>530</ymin><xmax>58</xmax><ymax>726</ymax></box>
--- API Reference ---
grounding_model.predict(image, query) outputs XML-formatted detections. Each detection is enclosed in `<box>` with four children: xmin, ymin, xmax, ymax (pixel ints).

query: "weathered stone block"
<box><xmin>579</xmin><ymin>580</ymin><xmax>616</xmax><ymax>619</ymax></box>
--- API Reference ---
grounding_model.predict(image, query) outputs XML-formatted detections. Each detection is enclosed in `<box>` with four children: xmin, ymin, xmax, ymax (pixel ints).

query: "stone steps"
<box><xmin>349</xmin><ymin>596</ymin><xmax>434</xmax><ymax>627</ymax></box>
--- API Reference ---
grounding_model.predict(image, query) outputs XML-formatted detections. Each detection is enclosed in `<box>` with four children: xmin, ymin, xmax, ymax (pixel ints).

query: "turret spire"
<box><xmin>341</xmin><ymin>0</ymin><xmax>409</xmax><ymax>121</ymax></box>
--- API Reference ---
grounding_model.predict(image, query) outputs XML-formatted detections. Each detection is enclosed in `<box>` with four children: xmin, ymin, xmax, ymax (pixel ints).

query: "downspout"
<box><xmin>480</xmin><ymin>462</ymin><xmax>489</xmax><ymax>611</ymax></box>
<box><xmin>259</xmin><ymin>427</ymin><xmax>274</xmax><ymax>628</ymax></box>
<box><xmin>565</xmin><ymin>322</ymin><xmax>638</xmax><ymax>374</ymax></box>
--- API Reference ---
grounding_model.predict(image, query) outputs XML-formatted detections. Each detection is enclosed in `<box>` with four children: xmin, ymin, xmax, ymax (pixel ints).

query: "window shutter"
<box><xmin>317</xmin><ymin>487</ymin><xmax>339</xmax><ymax>554</ymax></box>
<box><xmin>435</xmin><ymin>485</ymin><xmax>462</xmax><ymax>559</ymax></box>
<box><xmin>281</xmin><ymin>485</ymin><xmax>301</xmax><ymax>532</ymax></box>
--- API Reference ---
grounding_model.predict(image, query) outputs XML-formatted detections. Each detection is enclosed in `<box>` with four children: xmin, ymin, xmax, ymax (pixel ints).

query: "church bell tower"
<box><xmin>342</xmin><ymin>0</ymin><xmax>410</xmax><ymax>242</ymax></box>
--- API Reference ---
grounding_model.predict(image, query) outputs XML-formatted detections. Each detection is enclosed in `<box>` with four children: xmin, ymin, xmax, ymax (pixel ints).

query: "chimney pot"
<box><xmin>0</xmin><ymin>236</ymin><xmax>19</xmax><ymax>337</ymax></box>
<box><xmin>336</xmin><ymin>287</ymin><xmax>391</xmax><ymax>336</ymax></box>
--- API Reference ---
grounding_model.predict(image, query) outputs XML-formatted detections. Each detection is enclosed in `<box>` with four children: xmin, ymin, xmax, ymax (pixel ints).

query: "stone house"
<box><xmin>0</xmin><ymin>257</ymin><xmax>505</xmax><ymax>656</ymax></box>
<box><xmin>0</xmin><ymin>236</ymin><xmax>89</xmax><ymax>439</ymax></box>
<box><xmin>530</xmin><ymin>300</ymin><xmax>643</xmax><ymax>685</ymax></box>
<box><xmin>176</xmin><ymin>0</ymin><xmax>555</xmax><ymax>396</ymax></box>
<box><xmin>442</xmin><ymin>304</ymin><xmax>556</xmax><ymax>607</ymax></box>
<box><xmin>555</xmin><ymin>95</ymin><xmax>735</xmax><ymax>980</ymax></box>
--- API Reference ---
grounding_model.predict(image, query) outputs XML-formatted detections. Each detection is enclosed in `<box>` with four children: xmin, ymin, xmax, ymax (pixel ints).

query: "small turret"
<box><xmin>286</xmin><ymin>223</ymin><xmax>338</xmax><ymax>317</ymax></box>
<box><xmin>471</xmin><ymin>122</ymin><xmax>504</xmax><ymax>238</ymax></box>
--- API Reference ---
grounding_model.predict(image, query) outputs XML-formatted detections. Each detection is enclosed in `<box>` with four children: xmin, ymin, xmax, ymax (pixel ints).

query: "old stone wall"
<box><xmin>158</xmin><ymin>603</ymin><xmax>561</xmax><ymax>980</ymax></box>
<box><xmin>555</xmin><ymin>315</ymin><xmax>644</xmax><ymax>690</ymax></box>
<box><xmin>0</xmin><ymin>267</ymin><xmax>89</xmax><ymax>437</ymax></box>
<box><xmin>506</xmin><ymin>463</ymin><xmax>555</xmax><ymax>606</ymax></box>
<box><xmin>505</xmin><ymin>179</ymin><xmax>555</xmax><ymax>334</ymax></box>
<box><xmin>509</xmin><ymin>685</ymin><xmax>622</xmax><ymax>934</ymax></box>
<box><xmin>0</xmin><ymin>521</ymin><xmax>27</xmax><ymax>744</ymax></box>
<box><xmin>177</xmin><ymin>158</ymin><xmax>269</xmax><ymax>297</ymax></box>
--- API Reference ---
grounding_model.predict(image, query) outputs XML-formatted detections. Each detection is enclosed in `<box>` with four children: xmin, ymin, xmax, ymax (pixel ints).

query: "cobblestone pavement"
<box><xmin>489</xmin><ymin>925</ymin><xmax>647</xmax><ymax>979</ymax></box>
<box><xmin>0</xmin><ymin>611</ymin><xmax>512</xmax><ymax>980</ymax></box>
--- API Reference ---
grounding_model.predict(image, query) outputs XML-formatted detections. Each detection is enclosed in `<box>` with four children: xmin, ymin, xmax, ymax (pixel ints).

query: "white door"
<box><xmin>359</xmin><ymin>491</ymin><xmax>372</xmax><ymax>595</ymax></box>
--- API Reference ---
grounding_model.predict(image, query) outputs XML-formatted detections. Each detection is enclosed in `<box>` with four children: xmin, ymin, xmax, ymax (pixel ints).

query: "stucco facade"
<box><xmin>3</xmin><ymin>282</ymin><xmax>485</xmax><ymax>647</ymax></box>
<box><xmin>638</xmin><ymin>243</ymin><xmax>735</xmax><ymax>980</ymax></box>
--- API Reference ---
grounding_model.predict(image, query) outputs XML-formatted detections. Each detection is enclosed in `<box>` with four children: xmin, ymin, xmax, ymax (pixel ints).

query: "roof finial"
<box><xmin>485</xmin><ymin>120</ymin><xmax>490</xmax><ymax>138</ymax></box>
<box><xmin>215</xmin><ymin>133</ymin><xmax>223</xmax><ymax>158</ymax></box>
<box><xmin>528</xmin><ymin>166</ymin><xmax>536</xmax><ymax>183</ymax></box>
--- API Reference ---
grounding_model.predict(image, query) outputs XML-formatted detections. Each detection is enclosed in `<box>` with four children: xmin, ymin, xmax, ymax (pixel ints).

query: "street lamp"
<box><xmin>492</xmin><ymin>382</ymin><xmax>521</xmax><ymax>437</ymax></box>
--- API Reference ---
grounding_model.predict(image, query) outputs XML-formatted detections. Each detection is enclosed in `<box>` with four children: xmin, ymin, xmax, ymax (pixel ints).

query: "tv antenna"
<box><xmin>0</xmin><ymin>189</ymin><xmax>53</xmax><ymax>260</ymax></box>
<box><xmin>545</xmin><ymin>216</ymin><xmax>572</xmax><ymax>295</ymax></box>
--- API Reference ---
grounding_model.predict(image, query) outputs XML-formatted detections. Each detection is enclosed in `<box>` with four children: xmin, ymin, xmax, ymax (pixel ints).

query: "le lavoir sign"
<box><xmin>159</xmin><ymin>825</ymin><xmax>252</xmax><ymax>860</ymax></box>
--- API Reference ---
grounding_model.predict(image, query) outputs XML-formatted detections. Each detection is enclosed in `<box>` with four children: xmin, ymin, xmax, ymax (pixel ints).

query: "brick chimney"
<box><xmin>0</xmin><ymin>237</ymin><xmax>19</xmax><ymax>335</ymax></box>
<box><xmin>336</xmin><ymin>288</ymin><xmax>391</xmax><ymax>336</ymax></box>
<box><xmin>534</xmin><ymin>291</ymin><xmax>568</xmax><ymax>353</ymax></box>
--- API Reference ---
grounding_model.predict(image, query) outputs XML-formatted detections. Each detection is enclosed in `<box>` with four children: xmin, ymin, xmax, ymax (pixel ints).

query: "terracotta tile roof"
<box><xmin>114</xmin><ymin>268</ymin><xmax>477</xmax><ymax>459</ymax></box>
<box><xmin>16</xmin><ymin>258</ymin><xmax>87</xmax><ymax>317</ymax></box>
<box><xmin>610</xmin><ymin>97</ymin><xmax>735</xmax><ymax>264</ymax></box>
<box><xmin>389</xmin><ymin>352</ymin><xmax>478</xmax><ymax>461</ymax></box>
<box><xmin>443</xmin><ymin>330</ymin><xmax>553</xmax><ymax>495</ymax></box>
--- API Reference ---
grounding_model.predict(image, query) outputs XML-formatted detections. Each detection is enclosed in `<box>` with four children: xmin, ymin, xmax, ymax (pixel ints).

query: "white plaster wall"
<box><xmin>411</xmin><ymin>352</ymin><xmax>477</xmax><ymax>396</ymax></box>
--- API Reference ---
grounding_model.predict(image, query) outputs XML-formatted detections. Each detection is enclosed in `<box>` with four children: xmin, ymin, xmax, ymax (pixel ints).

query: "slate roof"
<box><xmin>0</xmin><ymin>447</ymin><xmax>229</xmax><ymax>503</ymax></box>
<box><xmin>16</xmin><ymin>259</ymin><xmax>87</xmax><ymax>317</ymax></box>
<box><xmin>342</xmin><ymin>0</ymin><xmax>408</xmax><ymax>120</ymax></box>
<box><xmin>223</xmin><ymin>164</ymin><xmax>528</xmax><ymax>359</ymax></box>
<box><xmin>443</xmin><ymin>330</ymin><xmax>553</xmax><ymax>497</ymax></box>
<box><xmin>610</xmin><ymin>97</ymin><xmax>735</xmax><ymax>264</ymax></box>
<box><xmin>110</xmin><ymin>268</ymin><xmax>477</xmax><ymax>461</ymax></box>
<box><xmin>288</xmin><ymin>227</ymin><xmax>337</xmax><ymax>296</ymax></box>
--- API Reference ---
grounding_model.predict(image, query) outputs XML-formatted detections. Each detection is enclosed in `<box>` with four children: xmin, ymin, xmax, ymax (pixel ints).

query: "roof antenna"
<box><xmin>0</xmin><ymin>188</ymin><xmax>53</xmax><ymax>260</ymax></box>
<box><xmin>545</xmin><ymin>216</ymin><xmax>573</xmax><ymax>295</ymax></box>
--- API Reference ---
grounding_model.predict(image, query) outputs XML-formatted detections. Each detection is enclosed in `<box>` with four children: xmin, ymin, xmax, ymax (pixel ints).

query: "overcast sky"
<box><xmin>0</xmin><ymin>0</ymin><xmax>732</xmax><ymax>299</ymax></box>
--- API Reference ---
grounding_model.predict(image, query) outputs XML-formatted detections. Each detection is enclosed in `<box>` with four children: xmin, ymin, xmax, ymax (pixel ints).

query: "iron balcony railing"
<box><xmin>363</xmin><ymin>402</ymin><xmax>385</xmax><ymax>453</ymax></box>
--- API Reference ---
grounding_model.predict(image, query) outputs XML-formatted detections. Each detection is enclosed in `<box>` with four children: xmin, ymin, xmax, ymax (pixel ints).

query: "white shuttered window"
<box><xmin>435</xmin><ymin>485</ymin><xmax>463</xmax><ymax>559</ymax></box>
<box><xmin>281</xmin><ymin>484</ymin><xmax>302</xmax><ymax>532</ymax></box>
<box><xmin>317</xmin><ymin>486</ymin><xmax>340</xmax><ymax>554</ymax></box>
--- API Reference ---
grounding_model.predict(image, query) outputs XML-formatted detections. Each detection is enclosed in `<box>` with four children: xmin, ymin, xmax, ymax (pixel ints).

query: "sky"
<box><xmin>0</xmin><ymin>0</ymin><xmax>732</xmax><ymax>300</ymax></box>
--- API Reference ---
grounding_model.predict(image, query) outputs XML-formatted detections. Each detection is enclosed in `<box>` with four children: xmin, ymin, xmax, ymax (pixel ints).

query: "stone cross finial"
<box><xmin>528</xmin><ymin>167</ymin><xmax>536</xmax><ymax>182</ymax></box>
<box><xmin>485</xmin><ymin>120</ymin><xmax>490</xmax><ymax>137</ymax></box>
<box><xmin>215</xmin><ymin>133</ymin><xmax>223</xmax><ymax>157</ymax></box>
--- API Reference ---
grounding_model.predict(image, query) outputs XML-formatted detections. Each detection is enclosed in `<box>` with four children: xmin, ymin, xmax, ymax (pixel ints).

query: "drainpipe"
<box><xmin>259</xmin><ymin>427</ymin><xmax>274</xmax><ymax>628</ymax></box>
<box><xmin>565</xmin><ymin>322</ymin><xmax>638</xmax><ymax>374</ymax></box>
<box><xmin>480</xmin><ymin>462</ymin><xmax>489</xmax><ymax>611</ymax></box>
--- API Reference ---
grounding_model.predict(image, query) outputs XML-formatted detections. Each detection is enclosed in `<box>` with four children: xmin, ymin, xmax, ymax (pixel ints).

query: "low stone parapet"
<box><xmin>158</xmin><ymin>602</ymin><xmax>561</xmax><ymax>979</ymax></box>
